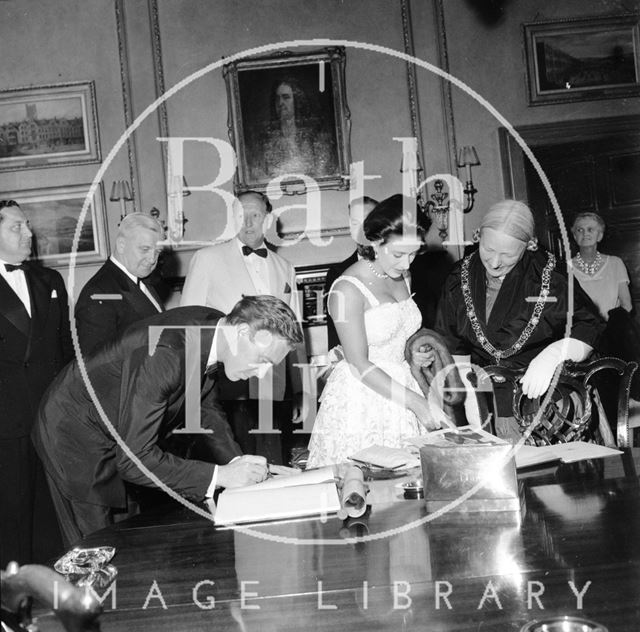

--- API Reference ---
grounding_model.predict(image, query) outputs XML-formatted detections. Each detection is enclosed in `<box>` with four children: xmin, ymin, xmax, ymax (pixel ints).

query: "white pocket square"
<box><xmin>51</xmin><ymin>289</ymin><xmax>58</xmax><ymax>298</ymax></box>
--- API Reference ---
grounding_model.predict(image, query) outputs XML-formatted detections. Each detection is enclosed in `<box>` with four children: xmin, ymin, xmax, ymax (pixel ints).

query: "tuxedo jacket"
<box><xmin>180</xmin><ymin>239</ymin><xmax>300</xmax><ymax>400</ymax></box>
<box><xmin>75</xmin><ymin>258</ymin><xmax>163</xmax><ymax>356</ymax></box>
<box><xmin>0</xmin><ymin>263</ymin><xmax>73</xmax><ymax>439</ymax></box>
<box><xmin>32</xmin><ymin>307</ymin><xmax>242</xmax><ymax>509</ymax></box>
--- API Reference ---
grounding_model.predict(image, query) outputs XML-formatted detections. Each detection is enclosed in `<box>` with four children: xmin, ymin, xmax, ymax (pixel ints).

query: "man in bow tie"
<box><xmin>181</xmin><ymin>191</ymin><xmax>305</xmax><ymax>463</ymax></box>
<box><xmin>75</xmin><ymin>212</ymin><xmax>165</xmax><ymax>356</ymax></box>
<box><xmin>0</xmin><ymin>200</ymin><xmax>72</xmax><ymax>566</ymax></box>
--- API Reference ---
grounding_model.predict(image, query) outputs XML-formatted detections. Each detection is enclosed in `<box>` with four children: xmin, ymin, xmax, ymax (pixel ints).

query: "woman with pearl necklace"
<box><xmin>571</xmin><ymin>212</ymin><xmax>632</xmax><ymax>320</ymax></box>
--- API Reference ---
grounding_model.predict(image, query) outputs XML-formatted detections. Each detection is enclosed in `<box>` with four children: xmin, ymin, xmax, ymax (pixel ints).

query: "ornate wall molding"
<box><xmin>400</xmin><ymin>0</ymin><xmax>425</xmax><ymax>164</ymax></box>
<box><xmin>432</xmin><ymin>0</ymin><xmax>458</xmax><ymax>175</ymax></box>
<box><xmin>148</xmin><ymin>0</ymin><xmax>169</xmax><ymax>192</ymax></box>
<box><xmin>114</xmin><ymin>0</ymin><xmax>140</xmax><ymax>212</ymax></box>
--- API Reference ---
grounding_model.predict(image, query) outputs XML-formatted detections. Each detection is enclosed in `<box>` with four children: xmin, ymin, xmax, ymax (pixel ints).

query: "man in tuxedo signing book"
<box><xmin>0</xmin><ymin>200</ymin><xmax>72</xmax><ymax>566</ymax></box>
<box><xmin>32</xmin><ymin>295</ymin><xmax>303</xmax><ymax>544</ymax></box>
<box><xmin>75</xmin><ymin>212</ymin><xmax>165</xmax><ymax>355</ymax></box>
<box><xmin>180</xmin><ymin>191</ymin><xmax>305</xmax><ymax>464</ymax></box>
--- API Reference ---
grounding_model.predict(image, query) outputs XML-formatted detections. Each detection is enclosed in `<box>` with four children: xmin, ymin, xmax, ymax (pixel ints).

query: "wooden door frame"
<box><xmin>498</xmin><ymin>114</ymin><xmax>640</xmax><ymax>202</ymax></box>
<box><xmin>499</xmin><ymin>114</ymin><xmax>640</xmax><ymax>313</ymax></box>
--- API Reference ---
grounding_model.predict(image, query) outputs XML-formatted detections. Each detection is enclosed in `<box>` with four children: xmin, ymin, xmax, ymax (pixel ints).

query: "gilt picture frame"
<box><xmin>4</xmin><ymin>183</ymin><xmax>109</xmax><ymax>268</ymax></box>
<box><xmin>0</xmin><ymin>81</ymin><xmax>101</xmax><ymax>171</ymax></box>
<box><xmin>524</xmin><ymin>15</ymin><xmax>640</xmax><ymax>105</ymax></box>
<box><xmin>223</xmin><ymin>47</ymin><xmax>351</xmax><ymax>193</ymax></box>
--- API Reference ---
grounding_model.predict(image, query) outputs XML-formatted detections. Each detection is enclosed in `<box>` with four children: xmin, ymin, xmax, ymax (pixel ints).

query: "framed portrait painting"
<box><xmin>524</xmin><ymin>14</ymin><xmax>640</xmax><ymax>105</ymax></box>
<box><xmin>4</xmin><ymin>183</ymin><xmax>109</xmax><ymax>268</ymax></box>
<box><xmin>223</xmin><ymin>47</ymin><xmax>351</xmax><ymax>193</ymax></box>
<box><xmin>0</xmin><ymin>81</ymin><xmax>101</xmax><ymax>171</ymax></box>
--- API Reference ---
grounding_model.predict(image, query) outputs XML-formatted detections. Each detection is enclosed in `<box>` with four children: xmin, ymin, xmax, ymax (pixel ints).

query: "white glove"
<box><xmin>521</xmin><ymin>338</ymin><xmax>592</xmax><ymax>399</ymax></box>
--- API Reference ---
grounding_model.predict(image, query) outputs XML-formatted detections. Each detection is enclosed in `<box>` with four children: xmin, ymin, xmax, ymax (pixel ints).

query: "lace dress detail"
<box><xmin>307</xmin><ymin>276</ymin><xmax>429</xmax><ymax>467</ymax></box>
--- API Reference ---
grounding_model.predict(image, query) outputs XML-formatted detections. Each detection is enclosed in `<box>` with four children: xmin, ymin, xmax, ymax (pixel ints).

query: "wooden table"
<box><xmin>37</xmin><ymin>450</ymin><xmax>640</xmax><ymax>631</ymax></box>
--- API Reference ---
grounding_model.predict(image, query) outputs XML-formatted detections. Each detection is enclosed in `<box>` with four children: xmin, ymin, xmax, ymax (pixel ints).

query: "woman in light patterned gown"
<box><xmin>307</xmin><ymin>195</ymin><xmax>442</xmax><ymax>467</ymax></box>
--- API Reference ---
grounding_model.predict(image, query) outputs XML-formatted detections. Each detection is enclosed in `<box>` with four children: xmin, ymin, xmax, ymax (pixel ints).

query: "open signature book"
<box><xmin>214</xmin><ymin>465</ymin><xmax>341</xmax><ymax>526</ymax></box>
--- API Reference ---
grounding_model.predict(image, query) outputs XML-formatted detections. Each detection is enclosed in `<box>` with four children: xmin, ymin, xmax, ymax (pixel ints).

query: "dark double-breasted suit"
<box><xmin>75</xmin><ymin>258</ymin><xmax>163</xmax><ymax>356</ymax></box>
<box><xmin>0</xmin><ymin>263</ymin><xmax>73</xmax><ymax>565</ymax></box>
<box><xmin>32</xmin><ymin>307</ymin><xmax>242</xmax><ymax>540</ymax></box>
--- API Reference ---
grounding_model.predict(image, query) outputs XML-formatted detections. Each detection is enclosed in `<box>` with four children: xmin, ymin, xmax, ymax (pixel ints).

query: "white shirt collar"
<box><xmin>206</xmin><ymin>321</ymin><xmax>222</xmax><ymax>370</ymax></box>
<box><xmin>0</xmin><ymin>256</ymin><xmax>24</xmax><ymax>278</ymax></box>
<box><xmin>110</xmin><ymin>254</ymin><xmax>138</xmax><ymax>284</ymax></box>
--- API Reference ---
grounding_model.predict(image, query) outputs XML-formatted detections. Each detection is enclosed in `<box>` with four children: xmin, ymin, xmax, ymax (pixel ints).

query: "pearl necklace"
<box><xmin>575</xmin><ymin>252</ymin><xmax>602</xmax><ymax>276</ymax></box>
<box><xmin>461</xmin><ymin>251</ymin><xmax>555</xmax><ymax>363</ymax></box>
<box><xmin>367</xmin><ymin>259</ymin><xmax>389</xmax><ymax>279</ymax></box>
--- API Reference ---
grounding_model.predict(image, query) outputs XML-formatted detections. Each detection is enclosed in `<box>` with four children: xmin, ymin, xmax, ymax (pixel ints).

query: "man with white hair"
<box><xmin>75</xmin><ymin>212</ymin><xmax>165</xmax><ymax>355</ymax></box>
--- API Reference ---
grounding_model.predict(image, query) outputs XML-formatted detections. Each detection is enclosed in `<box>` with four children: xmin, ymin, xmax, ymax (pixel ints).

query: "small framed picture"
<box><xmin>4</xmin><ymin>183</ymin><xmax>109</xmax><ymax>268</ymax></box>
<box><xmin>295</xmin><ymin>264</ymin><xmax>330</xmax><ymax>327</ymax></box>
<box><xmin>223</xmin><ymin>47</ymin><xmax>351</xmax><ymax>193</ymax></box>
<box><xmin>524</xmin><ymin>14</ymin><xmax>640</xmax><ymax>105</ymax></box>
<box><xmin>0</xmin><ymin>81</ymin><xmax>101</xmax><ymax>171</ymax></box>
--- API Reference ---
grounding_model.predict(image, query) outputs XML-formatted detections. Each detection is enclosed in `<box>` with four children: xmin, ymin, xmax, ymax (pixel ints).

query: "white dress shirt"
<box><xmin>237</xmin><ymin>238</ymin><xmax>271</xmax><ymax>295</ymax></box>
<box><xmin>0</xmin><ymin>257</ymin><xmax>31</xmax><ymax>316</ymax></box>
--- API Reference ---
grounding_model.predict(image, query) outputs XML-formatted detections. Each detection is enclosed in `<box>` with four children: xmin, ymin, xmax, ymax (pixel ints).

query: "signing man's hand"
<box><xmin>217</xmin><ymin>455</ymin><xmax>268</xmax><ymax>488</ymax></box>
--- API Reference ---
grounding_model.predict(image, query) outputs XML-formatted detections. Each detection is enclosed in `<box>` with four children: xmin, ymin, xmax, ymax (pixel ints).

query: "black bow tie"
<box><xmin>5</xmin><ymin>263</ymin><xmax>27</xmax><ymax>272</ymax></box>
<box><xmin>242</xmin><ymin>245</ymin><xmax>268</xmax><ymax>258</ymax></box>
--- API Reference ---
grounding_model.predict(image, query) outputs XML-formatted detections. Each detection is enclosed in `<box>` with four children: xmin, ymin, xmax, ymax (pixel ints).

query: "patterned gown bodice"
<box><xmin>333</xmin><ymin>276</ymin><xmax>422</xmax><ymax>363</ymax></box>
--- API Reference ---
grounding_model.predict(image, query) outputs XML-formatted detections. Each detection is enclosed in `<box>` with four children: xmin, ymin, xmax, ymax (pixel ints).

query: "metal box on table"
<box><xmin>419</xmin><ymin>428</ymin><xmax>520</xmax><ymax>520</ymax></box>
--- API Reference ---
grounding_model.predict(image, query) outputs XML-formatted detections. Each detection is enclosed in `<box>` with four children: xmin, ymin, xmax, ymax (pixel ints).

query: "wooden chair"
<box><xmin>482</xmin><ymin>357</ymin><xmax>638</xmax><ymax>447</ymax></box>
<box><xmin>1</xmin><ymin>562</ymin><xmax>102</xmax><ymax>632</ymax></box>
<box><xmin>625</xmin><ymin>397</ymin><xmax>640</xmax><ymax>447</ymax></box>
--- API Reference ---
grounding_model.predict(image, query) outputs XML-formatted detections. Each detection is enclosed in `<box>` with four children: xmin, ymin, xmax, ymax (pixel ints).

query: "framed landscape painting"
<box><xmin>0</xmin><ymin>81</ymin><xmax>101</xmax><ymax>171</ymax></box>
<box><xmin>524</xmin><ymin>14</ymin><xmax>640</xmax><ymax>105</ymax></box>
<box><xmin>4</xmin><ymin>183</ymin><xmax>109</xmax><ymax>268</ymax></box>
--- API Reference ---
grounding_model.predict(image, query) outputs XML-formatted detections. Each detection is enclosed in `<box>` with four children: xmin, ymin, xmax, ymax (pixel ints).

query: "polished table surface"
<box><xmin>38</xmin><ymin>450</ymin><xmax>640</xmax><ymax>631</ymax></box>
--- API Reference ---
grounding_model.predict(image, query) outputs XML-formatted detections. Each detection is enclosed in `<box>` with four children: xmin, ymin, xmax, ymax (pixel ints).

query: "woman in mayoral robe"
<box><xmin>434</xmin><ymin>199</ymin><xmax>604</xmax><ymax>441</ymax></box>
<box><xmin>307</xmin><ymin>195</ymin><xmax>442</xmax><ymax>467</ymax></box>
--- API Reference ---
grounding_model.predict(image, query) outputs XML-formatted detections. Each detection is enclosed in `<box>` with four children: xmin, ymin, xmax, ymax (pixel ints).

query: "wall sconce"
<box><xmin>401</xmin><ymin>145</ymin><xmax>480</xmax><ymax>241</ymax></box>
<box><xmin>422</xmin><ymin>146</ymin><xmax>480</xmax><ymax>241</ymax></box>
<box><xmin>109</xmin><ymin>180</ymin><xmax>133</xmax><ymax>222</ymax></box>
<box><xmin>151</xmin><ymin>176</ymin><xmax>191</xmax><ymax>241</ymax></box>
<box><xmin>399</xmin><ymin>150</ymin><xmax>429</xmax><ymax>215</ymax></box>
<box><xmin>424</xmin><ymin>179</ymin><xmax>450</xmax><ymax>240</ymax></box>
<box><xmin>457</xmin><ymin>145</ymin><xmax>480</xmax><ymax>213</ymax></box>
